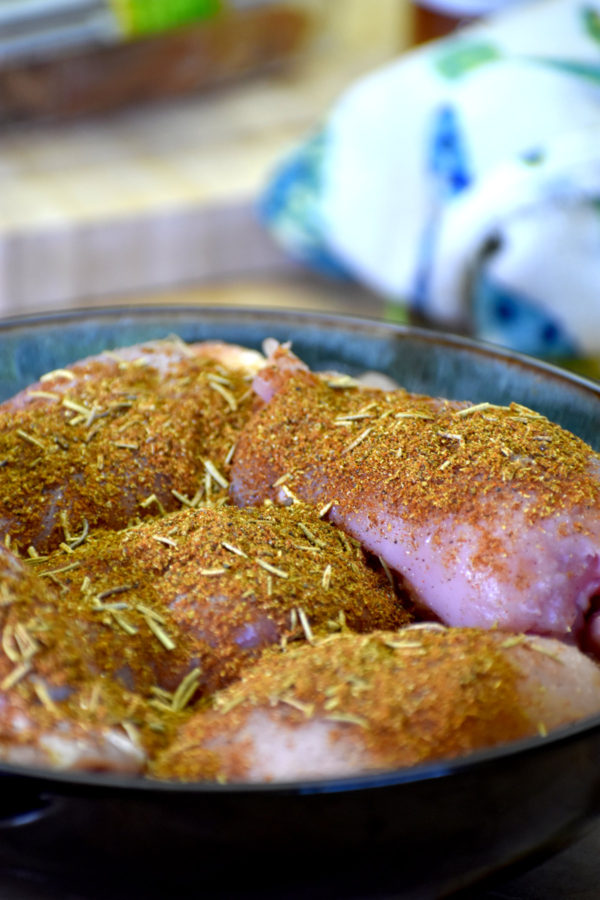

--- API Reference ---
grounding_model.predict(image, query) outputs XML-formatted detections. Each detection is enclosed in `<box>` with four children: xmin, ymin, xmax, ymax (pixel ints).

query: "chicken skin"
<box><xmin>0</xmin><ymin>545</ymin><xmax>146</xmax><ymax>773</ymax></box>
<box><xmin>230</xmin><ymin>343</ymin><xmax>600</xmax><ymax>654</ymax></box>
<box><xmin>2</xmin><ymin>333</ymin><xmax>600</xmax><ymax>784</ymax></box>
<box><xmin>0</xmin><ymin>504</ymin><xmax>409</xmax><ymax>773</ymax></box>
<box><xmin>153</xmin><ymin>626</ymin><xmax>600</xmax><ymax>783</ymax></box>
<box><xmin>0</xmin><ymin>338</ymin><xmax>264</xmax><ymax>555</ymax></box>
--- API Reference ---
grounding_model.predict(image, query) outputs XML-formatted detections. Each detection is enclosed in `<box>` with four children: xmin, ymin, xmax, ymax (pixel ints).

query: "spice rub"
<box><xmin>0</xmin><ymin>338</ymin><xmax>265</xmax><ymax>555</ymax></box>
<box><xmin>230</xmin><ymin>342</ymin><xmax>600</xmax><ymax>652</ymax></box>
<box><xmin>0</xmin><ymin>502</ymin><xmax>410</xmax><ymax>773</ymax></box>
<box><xmin>153</xmin><ymin>626</ymin><xmax>600</xmax><ymax>783</ymax></box>
<box><xmin>2</xmin><ymin>332</ymin><xmax>600</xmax><ymax>783</ymax></box>
<box><xmin>0</xmin><ymin>545</ymin><xmax>147</xmax><ymax>773</ymax></box>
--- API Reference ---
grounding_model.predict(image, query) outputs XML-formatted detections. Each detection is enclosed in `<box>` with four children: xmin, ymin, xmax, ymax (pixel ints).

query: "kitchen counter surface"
<box><xmin>0</xmin><ymin>1</ymin><xmax>408</xmax><ymax>316</ymax></box>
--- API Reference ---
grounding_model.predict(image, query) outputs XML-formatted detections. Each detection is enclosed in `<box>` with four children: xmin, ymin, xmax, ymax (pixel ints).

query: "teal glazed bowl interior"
<box><xmin>0</xmin><ymin>305</ymin><xmax>600</xmax><ymax>900</ymax></box>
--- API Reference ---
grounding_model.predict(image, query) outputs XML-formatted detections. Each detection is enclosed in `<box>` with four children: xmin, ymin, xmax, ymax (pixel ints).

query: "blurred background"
<box><xmin>3</xmin><ymin>0</ymin><xmax>598</xmax><ymax>378</ymax></box>
<box><xmin>0</xmin><ymin>1</ymin><xmax>420</xmax><ymax>321</ymax></box>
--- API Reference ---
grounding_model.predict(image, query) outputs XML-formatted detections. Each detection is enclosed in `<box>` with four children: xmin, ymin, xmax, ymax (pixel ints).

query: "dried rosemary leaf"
<box><xmin>256</xmin><ymin>559</ymin><xmax>288</xmax><ymax>579</ymax></box>
<box><xmin>208</xmin><ymin>381</ymin><xmax>237</xmax><ymax>411</ymax></box>
<box><xmin>325</xmin><ymin>712</ymin><xmax>369</xmax><ymax>728</ymax></box>
<box><xmin>16</xmin><ymin>429</ymin><xmax>45</xmax><ymax>450</ymax></box>
<box><xmin>204</xmin><ymin>459</ymin><xmax>229</xmax><ymax>490</ymax></box>
<box><xmin>1</xmin><ymin>660</ymin><xmax>32</xmax><ymax>691</ymax></box>
<box><xmin>145</xmin><ymin>616</ymin><xmax>176</xmax><ymax>651</ymax></box>
<box><xmin>344</xmin><ymin>427</ymin><xmax>373</xmax><ymax>454</ymax></box>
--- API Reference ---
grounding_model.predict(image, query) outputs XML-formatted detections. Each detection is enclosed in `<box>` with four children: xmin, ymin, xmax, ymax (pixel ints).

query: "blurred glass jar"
<box><xmin>411</xmin><ymin>0</ymin><xmax>522</xmax><ymax>43</ymax></box>
<box><xmin>0</xmin><ymin>1</ymin><xmax>312</xmax><ymax>121</ymax></box>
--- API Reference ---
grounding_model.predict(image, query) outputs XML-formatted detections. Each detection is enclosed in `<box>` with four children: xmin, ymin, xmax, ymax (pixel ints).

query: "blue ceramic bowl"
<box><xmin>0</xmin><ymin>305</ymin><xmax>599</xmax><ymax>900</ymax></box>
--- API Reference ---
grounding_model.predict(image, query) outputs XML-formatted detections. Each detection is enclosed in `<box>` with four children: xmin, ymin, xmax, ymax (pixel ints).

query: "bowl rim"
<box><xmin>1</xmin><ymin>302</ymin><xmax>599</xmax><ymax>798</ymax></box>
<box><xmin>2</xmin><ymin>300</ymin><xmax>600</xmax><ymax>403</ymax></box>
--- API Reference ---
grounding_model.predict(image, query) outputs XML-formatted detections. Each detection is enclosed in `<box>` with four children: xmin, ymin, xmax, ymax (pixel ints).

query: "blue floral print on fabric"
<box><xmin>413</xmin><ymin>103</ymin><xmax>472</xmax><ymax>313</ymax></box>
<box><xmin>472</xmin><ymin>272</ymin><xmax>578</xmax><ymax>357</ymax></box>
<box><xmin>258</xmin><ymin>130</ymin><xmax>352</xmax><ymax>279</ymax></box>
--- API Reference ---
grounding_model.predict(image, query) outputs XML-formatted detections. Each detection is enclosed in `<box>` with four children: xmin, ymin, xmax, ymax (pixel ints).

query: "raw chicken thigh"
<box><xmin>0</xmin><ymin>545</ymin><xmax>145</xmax><ymax>773</ymax></box>
<box><xmin>231</xmin><ymin>344</ymin><xmax>600</xmax><ymax>653</ymax></box>
<box><xmin>0</xmin><ymin>503</ymin><xmax>409</xmax><ymax>773</ymax></box>
<box><xmin>154</xmin><ymin>625</ymin><xmax>600</xmax><ymax>783</ymax></box>
<box><xmin>2</xmin><ymin>332</ymin><xmax>600</xmax><ymax>785</ymax></box>
<box><xmin>0</xmin><ymin>338</ymin><xmax>264</xmax><ymax>554</ymax></box>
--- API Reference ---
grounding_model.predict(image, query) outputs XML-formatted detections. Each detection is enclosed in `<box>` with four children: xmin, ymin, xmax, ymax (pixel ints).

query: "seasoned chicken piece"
<box><xmin>0</xmin><ymin>337</ymin><xmax>264</xmax><ymax>555</ymax></box>
<box><xmin>0</xmin><ymin>504</ymin><xmax>410</xmax><ymax>773</ymax></box>
<box><xmin>230</xmin><ymin>343</ymin><xmax>600</xmax><ymax>653</ymax></box>
<box><xmin>0</xmin><ymin>689</ymin><xmax>146</xmax><ymax>775</ymax></box>
<box><xmin>153</xmin><ymin>626</ymin><xmax>600</xmax><ymax>783</ymax></box>
<box><xmin>0</xmin><ymin>546</ymin><xmax>146</xmax><ymax>773</ymax></box>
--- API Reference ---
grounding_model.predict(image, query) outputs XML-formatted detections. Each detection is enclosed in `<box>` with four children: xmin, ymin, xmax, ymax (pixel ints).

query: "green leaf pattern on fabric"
<box><xmin>434</xmin><ymin>6</ymin><xmax>600</xmax><ymax>84</ymax></box>
<box><xmin>434</xmin><ymin>41</ymin><xmax>502</xmax><ymax>80</ymax></box>
<box><xmin>582</xmin><ymin>5</ymin><xmax>600</xmax><ymax>45</ymax></box>
<box><xmin>527</xmin><ymin>56</ymin><xmax>600</xmax><ymax>84</ymax></box>
<box><xmin>524</xmin><ymin>5</ymin><xmax>600</xmax><ymax>85</ymax></box>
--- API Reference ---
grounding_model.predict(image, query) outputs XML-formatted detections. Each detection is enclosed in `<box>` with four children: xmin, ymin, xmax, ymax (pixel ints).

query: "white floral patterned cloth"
<box><xmin>261</xmin><ymin>0</ymin><xmax>600</xmax><ymax>359</ymax></box>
